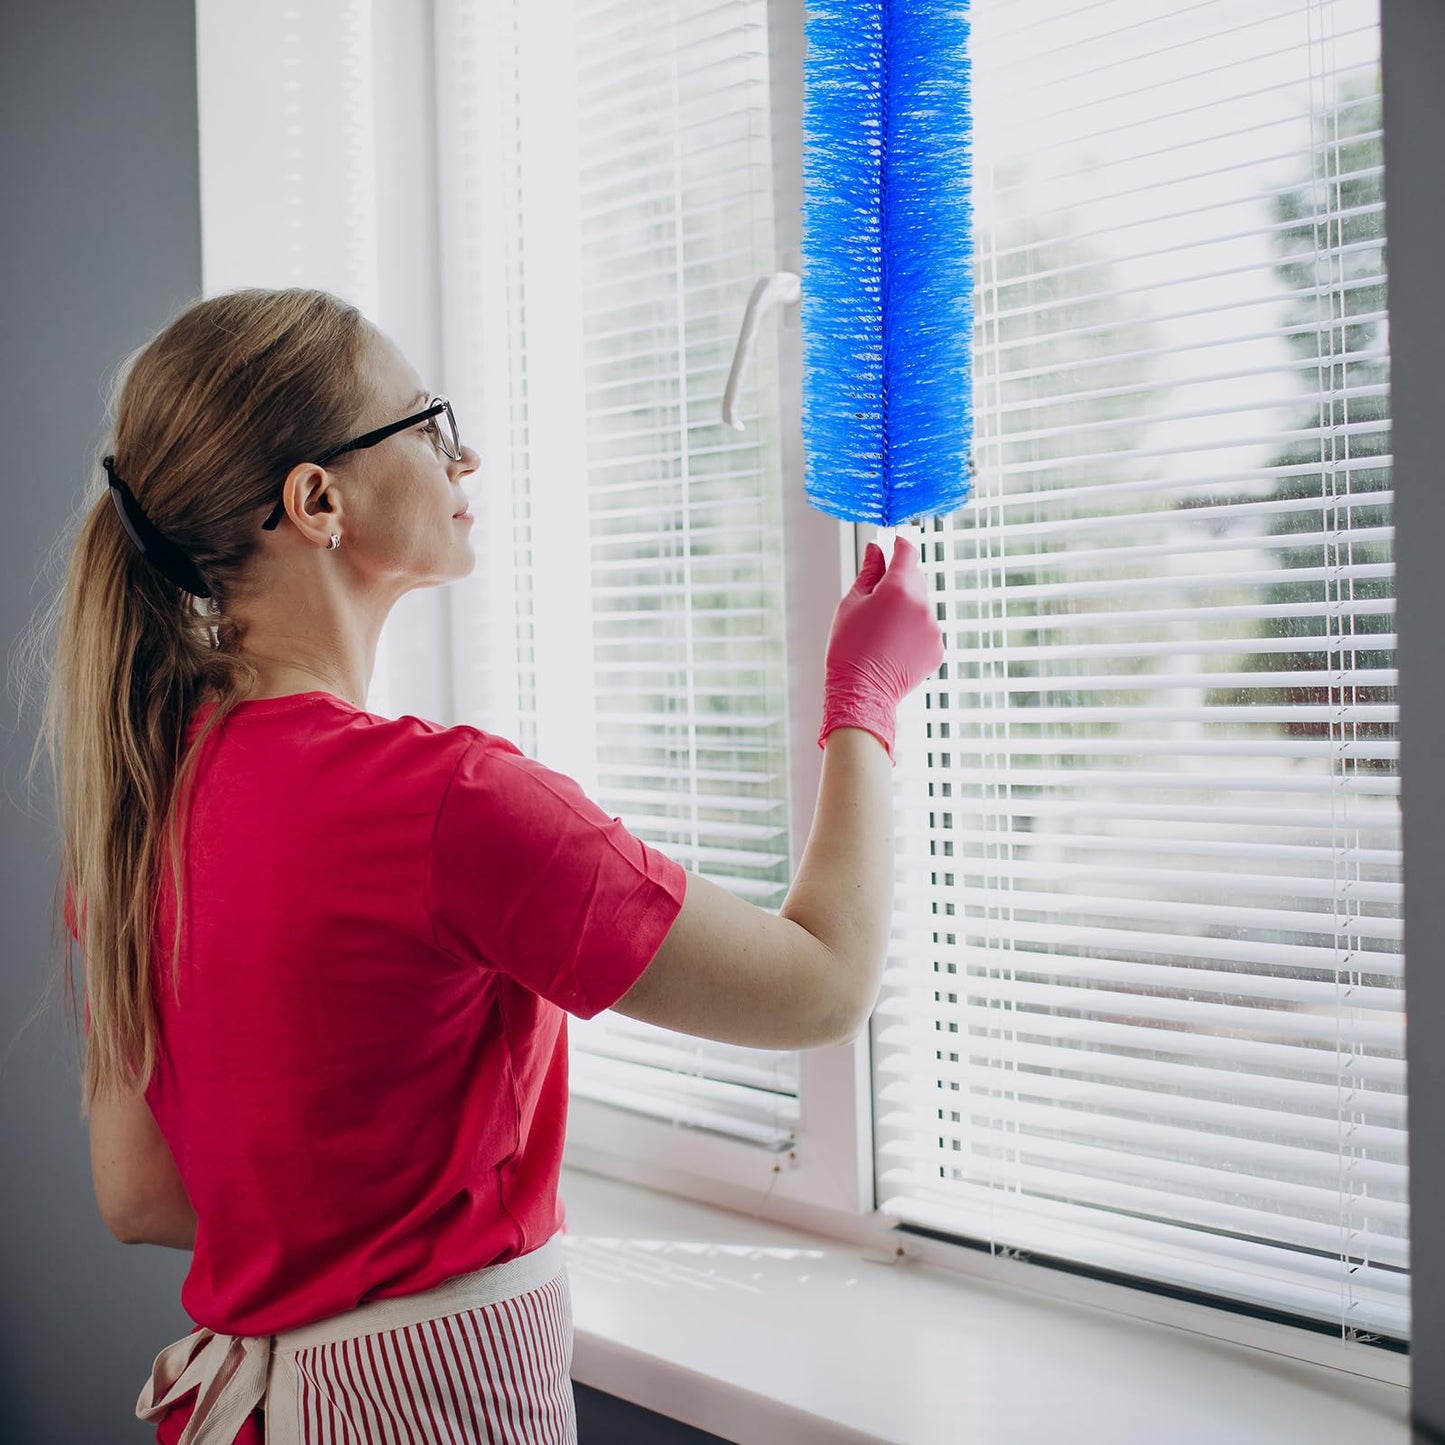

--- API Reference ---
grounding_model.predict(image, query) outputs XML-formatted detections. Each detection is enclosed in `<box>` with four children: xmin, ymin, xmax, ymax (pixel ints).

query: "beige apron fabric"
<box><xmin>135</xmin><ymin>1232</ymin><xmax>566</xmax><ymax>1445</ymax></box>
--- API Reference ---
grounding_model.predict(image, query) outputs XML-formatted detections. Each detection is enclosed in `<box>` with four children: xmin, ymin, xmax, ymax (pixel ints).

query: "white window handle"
<box><xmin>722</xmin><ymin>271</ymin><xmax>801</xmax><ymax>431</ymax></box>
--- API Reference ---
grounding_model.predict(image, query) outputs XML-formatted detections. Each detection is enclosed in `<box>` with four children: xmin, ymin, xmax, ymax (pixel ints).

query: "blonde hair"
<box><xmin>17</xmin><ymin>287</ymin><xmax>371</xmax><ymax>1118</ymax></box>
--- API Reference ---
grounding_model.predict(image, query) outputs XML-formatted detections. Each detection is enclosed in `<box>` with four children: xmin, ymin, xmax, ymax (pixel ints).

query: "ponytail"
<box><xmin>17</xmin><ymin>287</ymin><xmax>369</xmax><ymax>1116</ymax></box>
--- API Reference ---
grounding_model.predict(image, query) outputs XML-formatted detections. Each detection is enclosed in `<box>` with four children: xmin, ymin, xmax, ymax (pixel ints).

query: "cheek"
<box><xmin>391</xmin><ymin>467</ymin><xmax>438</xmax><ymax>528</ymax></box>
<box><xmin>395</xmin><ymin>470</ymin><xmax>453</xmax><ymax>547</ymax></box>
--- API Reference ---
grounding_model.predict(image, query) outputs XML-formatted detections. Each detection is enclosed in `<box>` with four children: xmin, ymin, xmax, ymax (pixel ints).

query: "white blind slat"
<box><xmin>874</xmin><ymin>1014</ymin><xmax>1404</xmax><ymax>1090</ymax></box>
<box><xmin>874</xmin><ymin>1037</ymin><xmax>1404</xmax><ymax>1121</ymax></box>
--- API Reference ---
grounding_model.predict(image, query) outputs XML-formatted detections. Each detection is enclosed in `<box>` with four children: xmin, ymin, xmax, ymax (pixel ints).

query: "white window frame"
<box><xmin>516</xmin><ymin>0</ymin><xmax>879</xmax><ymax>1226</ymax></box>
<box><xmin>195</xmin><ymin>0</ymin><xmax>456</xmax><ymax>728</ymax></box>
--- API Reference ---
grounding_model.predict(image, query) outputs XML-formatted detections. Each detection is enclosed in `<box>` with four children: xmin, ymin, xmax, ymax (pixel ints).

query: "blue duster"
<box><xmin>801</xmin><ymin>0</ymin><xmax>974</xmax><ymax>526</ymax></box>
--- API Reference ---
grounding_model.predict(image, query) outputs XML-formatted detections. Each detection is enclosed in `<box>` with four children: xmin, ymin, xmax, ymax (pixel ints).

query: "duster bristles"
<box><xmin>801</xmin><ymin>0</ymin><xmax>974</xmax><ymax>526</ymax></box>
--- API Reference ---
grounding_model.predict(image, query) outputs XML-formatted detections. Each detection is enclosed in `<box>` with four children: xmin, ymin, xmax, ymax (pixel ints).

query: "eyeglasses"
<box><xmin>261</xmin><ymin>396</ymin><xmax>462</xmax><ymax>531</ymax></box>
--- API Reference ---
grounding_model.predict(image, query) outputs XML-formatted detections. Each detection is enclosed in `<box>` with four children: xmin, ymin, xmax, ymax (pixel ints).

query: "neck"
<box><xmin>244</xmin><ymin>667</ymin><xmax>367</xmax><ymax>708</ymax></box>
<box><xmin>203</xmin><ymin>670</ymin><xmax>364</xmax><ymax>709</ymax></box>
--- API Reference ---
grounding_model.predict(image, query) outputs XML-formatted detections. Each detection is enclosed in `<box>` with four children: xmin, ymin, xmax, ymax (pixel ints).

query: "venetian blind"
<box><xmin>872</xmin><ymin>0</ymin><xmax>1406</xmax><ymax>1341</ymax></box>
<box><xmin>449</xmin><ymin>0</ymin><xmax>799</xmax><ymax>1148</ymax></box>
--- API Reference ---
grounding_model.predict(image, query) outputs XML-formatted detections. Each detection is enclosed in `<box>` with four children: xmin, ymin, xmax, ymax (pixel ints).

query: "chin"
<box><xmin>450</xmin><ymin>539</ymin><xmax>478</xmax><ymax>575</ymax></box>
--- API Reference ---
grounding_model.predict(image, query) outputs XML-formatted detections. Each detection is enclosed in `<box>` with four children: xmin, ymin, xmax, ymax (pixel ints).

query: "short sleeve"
<box><xmin>427</xmin><ymin>734</ymin><xmax>689</xmax><ymax>1019</ymax></box>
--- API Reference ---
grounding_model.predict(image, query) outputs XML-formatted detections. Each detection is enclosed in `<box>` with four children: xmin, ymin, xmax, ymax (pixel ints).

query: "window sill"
<box><xmin>559</xmin><ymin>1164</ymin><xmax>1409</xmax><ymax>1445</ymax></box>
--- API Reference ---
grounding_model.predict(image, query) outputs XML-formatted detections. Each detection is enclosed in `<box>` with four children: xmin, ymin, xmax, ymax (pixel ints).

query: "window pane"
<box><xmin>873</xmin><ymin>0</ymin><xmax>1405</xmax><ymax>1343</ymax></box>
<box><xmin>479</xmin><ymin>0</ymin><xmax>800</xmax><ymax>1144</ymax></box>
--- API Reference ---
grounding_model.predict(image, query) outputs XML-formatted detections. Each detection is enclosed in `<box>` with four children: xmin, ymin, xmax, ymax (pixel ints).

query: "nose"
<box><xmin>455</xmin><ymin>442</ymin><xmax>481</xmax><ymax>473</ymax></box>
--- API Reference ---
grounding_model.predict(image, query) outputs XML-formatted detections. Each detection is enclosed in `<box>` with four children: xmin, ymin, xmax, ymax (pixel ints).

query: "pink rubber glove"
<box><xmin>817</xmin><ymin>535</ymin><xmax>946</xmax><ymax>764</ymax></box>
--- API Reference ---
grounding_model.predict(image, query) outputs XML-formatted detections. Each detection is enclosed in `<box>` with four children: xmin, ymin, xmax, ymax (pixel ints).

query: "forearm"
<box><xmin>779</xmin><ymin>726</ymin><xmax>895</xmax><ymax>1027</ymax></box>
<box><xmin>123</xmin><ymin>1193</ymin><xmax>198</xmax><ymax>1251</ymax></box>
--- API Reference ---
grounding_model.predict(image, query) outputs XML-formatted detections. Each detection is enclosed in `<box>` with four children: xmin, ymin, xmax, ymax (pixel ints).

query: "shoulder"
<box><xmin>309</xmin><ymin>701</ymin><xmax>526</xmax><ymax>809</ymax></box>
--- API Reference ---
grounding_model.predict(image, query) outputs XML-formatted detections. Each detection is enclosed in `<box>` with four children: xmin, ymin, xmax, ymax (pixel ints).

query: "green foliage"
<box><xmin>954</xmin><ymin>198</ymin><xmax>1166</xmax><ymax>756</ymax></box>
<box><xmin>1200</xmin><ymin>72</ymin><xmax>1392</xmax><ymax>767</ymax></box>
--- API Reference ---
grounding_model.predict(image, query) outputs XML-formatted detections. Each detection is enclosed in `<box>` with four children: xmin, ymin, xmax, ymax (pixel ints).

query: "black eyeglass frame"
<box><xmin>261</xmin><ymin>397</ymin><xmax>461</xmax><ymax>531</ymax></box>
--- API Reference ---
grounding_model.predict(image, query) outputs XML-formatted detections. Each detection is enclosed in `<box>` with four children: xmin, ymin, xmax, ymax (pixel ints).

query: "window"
<box><xmin>198</xmin><ymin>0</ymin><xmax>1405</xmax><ymax>1368</ymax></box>
<box><xmin>440</xmin><ymin>0</ymin><xmax>1401</xmax><ymax>1347</ymax></box>
<box><xmin>875</xmin><ymin>0</ymin><xmax>1401</xmax><ymax>1345</ymax></box>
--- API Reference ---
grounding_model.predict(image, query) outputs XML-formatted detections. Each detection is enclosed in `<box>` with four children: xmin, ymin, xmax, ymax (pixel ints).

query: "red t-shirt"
<box><xmin>74</xmin><ymin>691</ymin><xmax>687</xmax><ymax>1442</ymax></box>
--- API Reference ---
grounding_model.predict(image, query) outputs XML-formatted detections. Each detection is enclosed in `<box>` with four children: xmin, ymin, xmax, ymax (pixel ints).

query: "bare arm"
<box><xmin>777</xmin><ymin>724</ymin><xmax>894</xmax><ymax>1015</ymax></box>
<box><xmin>611</xmin><ymin>725</ymin><xmax>894</xmax><ymax>1050</ymax></box>
<box><xmin>123</xmin><ymin>1195</ymin><xmax>198</xmax><ymax>1251</ymax></box>
<box><xmin>90</xmin><ymin>1080</ymin><xmax>197</xmax><ymax>1250</ymax></box>
<box><xmin>611</xmin><ymin>536</ymin><xmax>937</xmax><ymax>1052</ymax></box>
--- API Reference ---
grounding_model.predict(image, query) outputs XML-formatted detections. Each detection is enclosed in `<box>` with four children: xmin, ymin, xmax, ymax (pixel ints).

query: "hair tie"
<box><xmin>103</xmin><ymin>455</ymin><xmax>213</xmax><ymax>599</ymax></box>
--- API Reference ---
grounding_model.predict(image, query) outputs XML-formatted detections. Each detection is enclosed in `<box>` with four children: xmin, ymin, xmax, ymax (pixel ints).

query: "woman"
<box><xmin>35</xmin><ymin>287</ymin><xmax>942</xmax><ymax>1443</ymax></box>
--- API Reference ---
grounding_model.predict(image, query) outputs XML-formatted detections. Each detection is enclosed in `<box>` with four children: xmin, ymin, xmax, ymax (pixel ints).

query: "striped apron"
<box><xmin>135</xmin><ymin>1233</ymin><xmax>576</xmax><ymax>1444</ymax></box>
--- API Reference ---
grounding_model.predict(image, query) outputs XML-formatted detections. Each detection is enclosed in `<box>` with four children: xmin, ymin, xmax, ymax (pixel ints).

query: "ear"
<box><xmin>276</xmin><ymin>460</ymin><xmax>336</xmax><ymax>534</ymax></box>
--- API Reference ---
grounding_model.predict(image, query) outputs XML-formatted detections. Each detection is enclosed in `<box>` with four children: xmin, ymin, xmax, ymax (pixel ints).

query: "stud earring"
<box><xmin>327</xmin><ymin>534</ymin><xmax>341</xmax><ymax>550</ymax></box>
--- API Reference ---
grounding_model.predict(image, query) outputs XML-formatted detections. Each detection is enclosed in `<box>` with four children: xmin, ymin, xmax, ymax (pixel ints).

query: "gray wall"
<box><xmin>1383</xmin><ymin>2</ymin><xmax>1445</xmax><ymax>1440</ymax></box>
<box><xmin>2</xmin><ymin>0</ymin><xmax>1438</xmax><ymax>1441</ymax></box>
<box><xmin>0</xmin><ymin>1</ymin><xmax>204</xmax><ymax>1437</ymax></box>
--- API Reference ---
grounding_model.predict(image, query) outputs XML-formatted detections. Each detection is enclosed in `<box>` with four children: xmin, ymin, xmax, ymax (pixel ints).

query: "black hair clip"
<box><xmin>103</xmin><ymin>455</ymin><xmax>213</xmax><ymax>598</ymax></box>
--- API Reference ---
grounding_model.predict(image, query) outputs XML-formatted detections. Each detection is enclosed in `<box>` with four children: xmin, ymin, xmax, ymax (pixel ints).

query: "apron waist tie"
<box><xmin>135</xmin><ymin>1232</ymin><xmax>566</xmax><ymax>1445</ymax></box>
<box><xmin>136</xmin><ymin>1329</ymin><xmax>269</xmax><ymax>1445</ymax></box>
